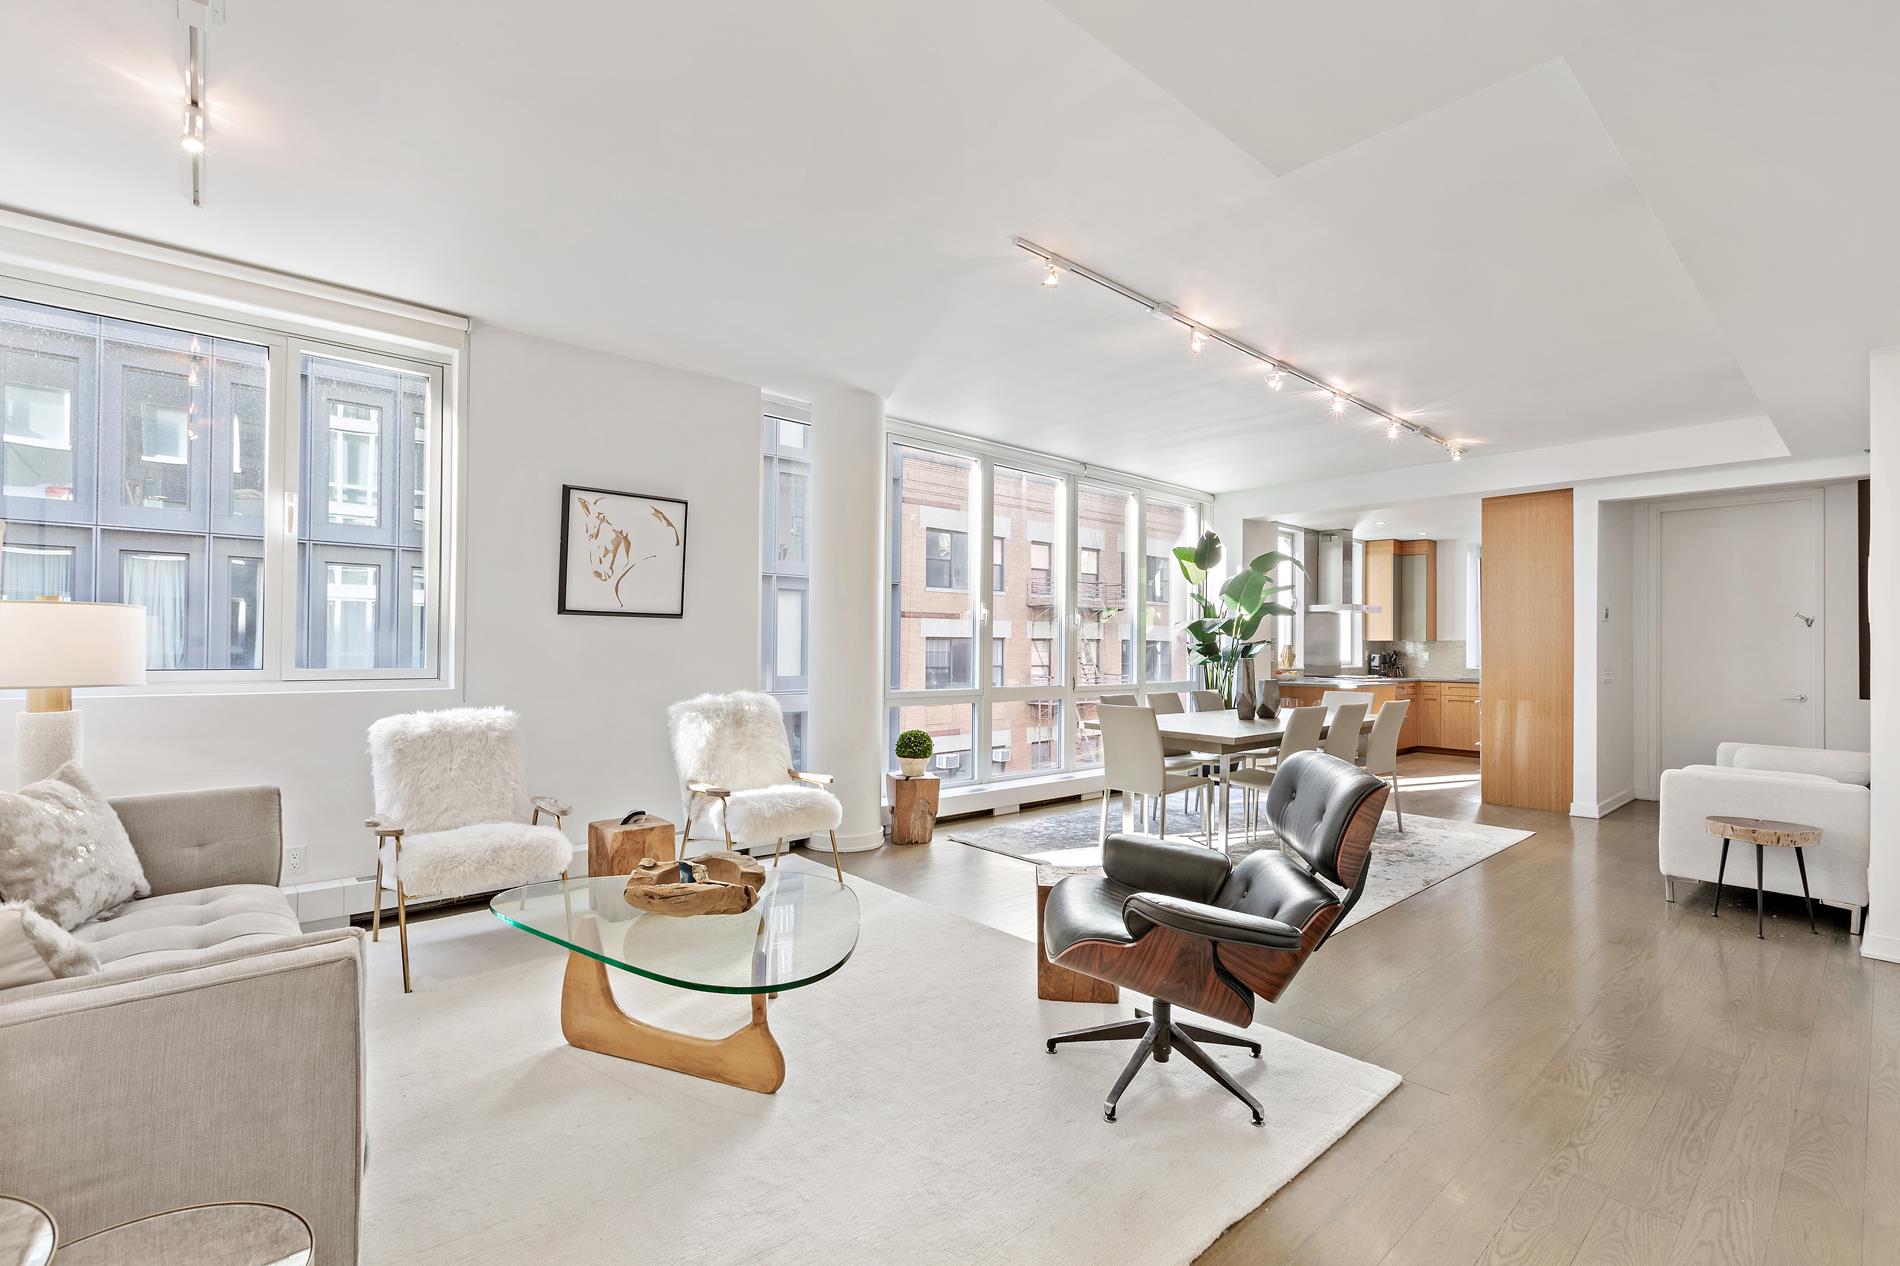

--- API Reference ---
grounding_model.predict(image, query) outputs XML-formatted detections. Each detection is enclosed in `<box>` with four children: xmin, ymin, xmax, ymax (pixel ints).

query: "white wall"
<box><xmin>0</xmin><ymin>323</ymin><xmax>763</xmax><ymax>886</ymax></box>
<box><xmin>1864</xmin><ymin>348</ymin><xmax>1898</xmax><ymax>962</ymax></box>
<box><xmin>1595</xmin><ymin>503</ymin><xmax>1636</xmax><ymax>811</ymax></box>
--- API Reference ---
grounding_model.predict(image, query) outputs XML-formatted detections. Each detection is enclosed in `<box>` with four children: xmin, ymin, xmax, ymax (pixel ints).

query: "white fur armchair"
<box><xmin>367</xmin><ymin>707</ymin><xmax>573</xmax><ymax>992</ymax></box>
<box><xmin>1658</xmin><ymin>741</ymin><xmax>1870</xmax><ymax>932</ymax></box>
<box><xmin>666</xmin><ymin>691</ymin><xmax>845</xmax><ymax>881</ymax></box>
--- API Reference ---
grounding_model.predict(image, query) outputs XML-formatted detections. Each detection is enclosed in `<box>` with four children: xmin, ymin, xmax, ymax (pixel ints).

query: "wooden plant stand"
<box><xmin>886</xmin><ymin>773</ymin><xmax>940</xmax><ymax>845</ymax></box>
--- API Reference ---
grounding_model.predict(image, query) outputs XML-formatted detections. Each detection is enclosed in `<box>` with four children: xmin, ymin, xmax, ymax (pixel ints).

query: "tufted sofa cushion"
<box><xmin>71</xmin><ymin>885</ymin><xmax>300</xmax><ymax>971</ymax></box>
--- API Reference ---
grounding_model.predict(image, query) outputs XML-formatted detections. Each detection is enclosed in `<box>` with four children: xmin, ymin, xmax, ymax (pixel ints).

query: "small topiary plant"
<box><xmin>894</xmin><ymin>729</ymin><xmax>934</xmax><ymax>760</ymax></box>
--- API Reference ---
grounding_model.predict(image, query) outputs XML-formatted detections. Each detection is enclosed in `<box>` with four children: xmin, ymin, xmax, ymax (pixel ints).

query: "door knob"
<box><xmin>1782</xmin><ymin>694</ymin><xmax>1809</xmax><ymax>702</ymax></box>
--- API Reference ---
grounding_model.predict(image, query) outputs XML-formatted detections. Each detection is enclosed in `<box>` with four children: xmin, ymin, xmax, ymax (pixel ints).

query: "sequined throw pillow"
<box><xmin>0</xmin><ymin>763</ymin><xmax>149</xmax><ymax>930</ymax></box>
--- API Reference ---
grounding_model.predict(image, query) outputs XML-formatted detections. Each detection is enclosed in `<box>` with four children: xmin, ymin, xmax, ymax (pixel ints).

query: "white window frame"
<box><xmin>882</xmin><ymin>420</ymin><xmax>1211</xmax><ymax>790</ymax></box>
<box><xmin>760</xmin><ymin>401</ymin><xmax>812</xmax><ymax>765</ymax></box>
<box><xmin>0</xmin><ymin>264</ymin><xmax>460</xmax><ymax>692</ymax></box>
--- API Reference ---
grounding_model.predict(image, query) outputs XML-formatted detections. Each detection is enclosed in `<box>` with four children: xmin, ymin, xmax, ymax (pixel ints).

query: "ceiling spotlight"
<box><xmin>1386</xmin><ymin>420</ymin><xmax>1401</xmax><ymax>439</ymax></box>
<box><xmin>1330</xmin><ymin>393</ymin><xmax>1347</xmax><ymax>414</ymax></box>
<box><xmin>1450</xmin><ymin>447</ymin><xmax>1464</xmax><ymax>461</ymax></box>
<box><xmin>1265</xmin><ymin>367</ymin><xmax>1284</xmax><ymax>390</ymax></box>
<box><xmin>1040</xmin><ymin>259</ymin><xmax>1061</xmax><ymax>288</ymax></box>
<box><xmin>180</xmin><ymin>103</ymin><xmax>205</xmax><ymax>154</ymax></box>
<box><xmin>1188</xmin><ymin>329</ymin><xmax>1208</xmax><ymax>355</ymax></box>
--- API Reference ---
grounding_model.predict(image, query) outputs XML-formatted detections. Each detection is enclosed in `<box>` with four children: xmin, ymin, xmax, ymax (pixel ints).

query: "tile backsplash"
<box><xmin>1366</xmin><ymin>639</ymin><xmax>1480</xmax><ymax>680</ymax></box>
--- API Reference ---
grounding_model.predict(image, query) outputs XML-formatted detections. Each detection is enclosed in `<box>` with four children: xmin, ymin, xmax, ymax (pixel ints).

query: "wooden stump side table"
<box><xmin>886</xmin><ymin>773</ymin><xmax>939</xmax><ymax>845</ymax></box>
<box><xmin>588</xmin><ymin>814</ymin><xmax>677</xmax><ymax>874</ymax></box>
<box><xmin>1035</xmin><ymin>866</ymin><xmax>1119</xmax><ymax>1003</ymax></box>
<box><xmin>1705</xmin><ymin>814</ymin><xmax>1820</xmax><ymax>940</ymax></box>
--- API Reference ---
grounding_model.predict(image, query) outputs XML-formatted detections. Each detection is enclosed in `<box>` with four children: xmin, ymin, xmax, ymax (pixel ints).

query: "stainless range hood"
<box><xmin>1305</xmin><ymin>529</ymin><xmax>1383</xmax><ymax>614</ymax></box>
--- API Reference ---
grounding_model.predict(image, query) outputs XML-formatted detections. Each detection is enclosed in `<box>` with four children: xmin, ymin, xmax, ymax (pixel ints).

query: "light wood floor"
<box><xmin>806</xmin><ymin>753</ymin><xmax>1897</xmax><ymax>1266</ymax></box>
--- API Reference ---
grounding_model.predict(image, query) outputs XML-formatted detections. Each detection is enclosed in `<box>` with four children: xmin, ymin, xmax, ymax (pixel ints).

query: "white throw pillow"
<box><xmin>0</xmin><ymin>763</ymin><xmax>149</xmax><ymax>930</ymax></box>
<box><xmin>0</xmin><ymin>900</ymin><xmax>102</xmax><ymax>988</ymax></box>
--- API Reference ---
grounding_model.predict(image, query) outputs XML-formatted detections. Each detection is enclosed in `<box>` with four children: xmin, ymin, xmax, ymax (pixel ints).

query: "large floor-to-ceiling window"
<box><xmin>759</xmin><ymin>402</ymin><xmax>811</xmax><ymax>765</ymax></box>
<box><xmin>884</xmin><ymin>428</ymin><xmax>1208</xmax><ymax>789</ymax></box>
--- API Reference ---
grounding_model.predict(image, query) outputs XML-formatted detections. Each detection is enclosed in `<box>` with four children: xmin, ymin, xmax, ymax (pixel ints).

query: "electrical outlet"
<box><xmin>284</xmin><ymin>847</ymin><xmax>306</xmax><ymax>877</ymax></box>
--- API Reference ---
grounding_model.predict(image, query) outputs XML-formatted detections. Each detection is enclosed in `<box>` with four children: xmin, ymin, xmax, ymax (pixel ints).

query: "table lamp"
<box><xmin>0</xmin><ymin>597</ymin><xmax>147</xmax><ymax>787</ymax></box>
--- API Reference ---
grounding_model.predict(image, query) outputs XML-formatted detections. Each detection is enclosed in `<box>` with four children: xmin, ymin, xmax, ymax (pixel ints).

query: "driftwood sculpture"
<box><xmin>622</xmin><ymin>852</ymin><xmax>767</xmax><ymax>916</ymax></box>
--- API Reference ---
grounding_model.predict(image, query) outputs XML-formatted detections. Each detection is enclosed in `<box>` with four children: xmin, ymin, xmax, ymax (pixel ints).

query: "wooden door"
<box><xmin>1480</xmin><ymin>489</ymin><xmax>1573</xmax><ymax>811</ymax></box>
<box><xmin>1441</xmin><ymin>685</ymin><xmax>1479</xmax><ymax>752</ymax></box>
<box><xmin>1364</xmin><ymin>540</ymin><xmax>1396</xmax><ymax>641</ymax></box>
<box><xmin>1414</xmin><ymin>682</ymin><xmax>1442</xmax><ymax>747</ymax></box>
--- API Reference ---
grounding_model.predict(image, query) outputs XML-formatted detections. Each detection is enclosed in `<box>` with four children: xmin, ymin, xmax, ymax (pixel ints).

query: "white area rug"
<box><xmin>361</xmin><ymin>863</ymin><xmax>1400</xmax><ymax>1264</ymax></box>
<box><xmin>950</xmin><ymin>796</ymin><xmax>1534</xmax><ymax>930</ymax></box>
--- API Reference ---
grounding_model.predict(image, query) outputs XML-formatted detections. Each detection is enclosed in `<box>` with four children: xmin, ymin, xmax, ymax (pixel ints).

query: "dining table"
<box><xmin>1087</xmin><ymin>706</ymin><xmax>1376</xmax><ymax>852</ymax></box>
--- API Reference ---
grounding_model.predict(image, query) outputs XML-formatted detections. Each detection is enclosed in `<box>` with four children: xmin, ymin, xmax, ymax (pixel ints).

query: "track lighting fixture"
<box><xmin>1013</xmin><ymin>236</ymin><xmax>1466</xmax><ymax>462</ymax></box>
<box><xmin>176</xmin><ymin>0</ymin><xmax>223</xmax><ymax>207</ymax></box>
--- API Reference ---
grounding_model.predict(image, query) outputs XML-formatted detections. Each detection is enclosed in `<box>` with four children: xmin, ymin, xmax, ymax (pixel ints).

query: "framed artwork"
<box><xmin>558</xmin><ymin>485</ymin><xmax>689</xmax><ymax>617</ymax></box>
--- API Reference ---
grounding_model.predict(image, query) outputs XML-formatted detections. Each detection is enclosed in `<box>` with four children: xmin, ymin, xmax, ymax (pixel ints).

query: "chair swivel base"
<box><xmin>1046</xmin><ymin>998</ymin><xmax>1264</xmax><ymax>1124</ymax></box>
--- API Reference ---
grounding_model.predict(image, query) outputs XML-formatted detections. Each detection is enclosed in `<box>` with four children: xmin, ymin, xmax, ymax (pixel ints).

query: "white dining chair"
<box><xmin>1321</xmin><ymin>690</ymin><xmax>1375</xmax><ymax>710</ymax></box>
<box><xmin>1321</xmin><ymin>701</ymin><xmax>1371</xmax><ymax>762</ymax></box>
<box><xmin>1097</xmin><ymin>705</ymin><xmax>1210</xmax><ymax>845</ymax></box>
<box><xmin>1099</xmin><ymin>693</ymin><xmax>1139</xmax><ymax>706</ymax></box>
<box><xmin>1358</xmin><ymin>699</ymin><xmax>1410</xmax><ymax>828</ymax></box>
<box><xmin>1146</xmin><ymin>693</ymin><xmax>1185</xmax><ymax>715</ymax></box>
<box><xmin>1185</xmin><ymin>690</ymin><xmax>1225</xmax><ymax>712</ymax></box>
<box><xmin>1227</xmin><ymin>705</ymin><xmax>1327</xmax><ymax>839</ymax></box>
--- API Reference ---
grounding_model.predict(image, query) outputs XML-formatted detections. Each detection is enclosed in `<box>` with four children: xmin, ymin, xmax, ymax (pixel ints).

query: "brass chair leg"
<box><xmin>723</xmin><ymin>821</ymin><xmax>735</xmax><ymax>852</ymax></box>
<box><xmin>826</xmin><ymin>830</ymin><xmax>844</xmax><ymax>884</ymax></box>
<box><xmin>772</xmin><ymin>837</ymin><xmax>785</xmax><ymax>867</ymax></box>
<box><xmin>1098</xmin><ymin>790</ymin><xmax>1111</xmax><ymax>844</ymax></box>
<box><xmin>396</xmin><ymin>880</ymin><xmax>412</xmax><ymax>995</ymax></box>
<box><xmin>371</xmin><ymin>858</ymin><xmax>382</xmax><ymax>942</ymax></box>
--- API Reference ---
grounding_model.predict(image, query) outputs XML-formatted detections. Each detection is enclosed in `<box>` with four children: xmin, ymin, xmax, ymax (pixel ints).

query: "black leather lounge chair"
<box><xmin>1042</xmin><ymin>749</ymin><xmax>1388</xmax><ymax>1123</ymax></box>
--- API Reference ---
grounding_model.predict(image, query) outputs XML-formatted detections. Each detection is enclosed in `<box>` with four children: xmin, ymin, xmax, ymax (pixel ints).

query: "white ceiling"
<box><xmin>0</xmin><ymin>1</ymin><xmax>1889</xmax><ymax>492</ymax></box>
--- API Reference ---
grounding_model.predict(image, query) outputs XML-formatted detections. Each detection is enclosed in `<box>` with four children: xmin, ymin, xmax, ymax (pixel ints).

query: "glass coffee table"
<box><xmin>491</xmin><ymin>869</ymin><xmax>859</xmax><ymax>1094</ymax></box>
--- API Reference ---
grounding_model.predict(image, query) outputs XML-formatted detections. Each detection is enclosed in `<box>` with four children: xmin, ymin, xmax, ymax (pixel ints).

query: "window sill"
<box><xmin>6</xmin><ymin>676</ymin><xmax>456</xmax><ymax>702</ymax></box>
<box><xmin>904</xmin><ymin>767</ymin><xmax>1107</xmax><ymax>819</ymax></box>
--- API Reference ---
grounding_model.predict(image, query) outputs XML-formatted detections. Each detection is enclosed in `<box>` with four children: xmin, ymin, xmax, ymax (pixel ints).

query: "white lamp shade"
<box><xmin>0</xmin><ymin>601</ymin><xmax>147</xmax><ymax>688</ymax></box>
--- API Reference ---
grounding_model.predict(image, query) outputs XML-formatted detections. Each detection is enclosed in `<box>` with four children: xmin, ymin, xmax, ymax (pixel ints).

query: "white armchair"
<box><xmin>366</xmin><ymin>707</ymin><xmax>573</xmax><ymax>992</ymax></box>
<box><xmin>666</xmin><ymin>691</ymin><xmax>844</xmax><ymax>881</ymax></box>
<box><xmin>1658</xmin><ymin>742</ymin><xmax>1870</xmax><ymax>932</ymax></box>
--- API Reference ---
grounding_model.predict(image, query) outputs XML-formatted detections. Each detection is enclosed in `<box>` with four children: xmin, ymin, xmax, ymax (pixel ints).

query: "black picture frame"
<box><xmin>557</xmin><ymin>484</ymin><xmax>689</xmax><ymax>618</ymax></box>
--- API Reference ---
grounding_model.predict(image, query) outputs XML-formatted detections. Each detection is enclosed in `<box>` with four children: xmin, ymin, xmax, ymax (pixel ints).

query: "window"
<box><xmin>296</xmin><ymin>354</ymin><xmax>433</xmax><ymax>671</ymax></box>
<box><xmin>1030</xmin><ymin>637</ymin><xmax>1053</xmax><ymax>685</ymax></box>
<box><xmin>925</xmin><ymin>527</ymin><xmax>968</xmax><ymax>590</ymax></box>
<box><xmin>760</xmin><ymin>410</ymin><xmax>811</xmax><ymax>764</ymax></box>
<box><xmin>1144</xmin><ymin>555</ymin><xmax>1169</xmax><ymax>603</ymax></box>
<box><xmin>1029</xmin><ymin>540</ymin><xmax>1052</xmax><ymax>598</ymax></box>
<box><xmin>925</xmin><ymin>636</ymin><xmax>971</xmax><ymax>689</ymax></box>
<box><xmin>0</xmin><ymin>287</ymin><xmax>447</xmax><ymax>682</ymax></box>
<box><xmin>884</xmin><ymin>432</ymin><xmax>1206</xmax><ymax>790</ymax></box>
<box><xmin>326</xmin><ymin>402</ymin><xmax>380</xmax><ymax>524</ymax></box>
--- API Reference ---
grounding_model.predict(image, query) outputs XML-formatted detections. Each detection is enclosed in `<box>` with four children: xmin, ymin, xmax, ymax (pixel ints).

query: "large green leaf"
<box><xmin>1247</xmin><ymin>550</ymin><xmax>1305</xmax><ymax>575</ymax></box>
<box><xmin>1172</xmin><ymin>545</ymin><xmax>1206</xmax><ymax>586</ymax></box>
<box><xmin>1221</xmin><ymin>568</ymin><xmax>1267</xmax><ymax>613</ymax></box>
<box><xmin>1235</xmin><ymin>606</ymin><xmax>1268</xmax><ymax>641</ymax></box>
<box><xmin>1192</xmin><ymin>531</ymin><xmax>1222</xmax><ymax>571</ymax></box>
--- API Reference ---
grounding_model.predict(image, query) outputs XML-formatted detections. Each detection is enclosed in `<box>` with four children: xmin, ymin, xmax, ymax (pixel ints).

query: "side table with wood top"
<box><xmin>886</xmin><ymin>773</ymin><xmax>939</xmax><ymax>846</ymax></box>
<box><xmin>1706</xmin><ymin>814</ymin><xmax>1820</xmax><ymax>939</ymax></box>
<box><xmin>1035</xmin><ymin>866</ymin><xmax>1119</xmax><ymax>1003</ymax></box>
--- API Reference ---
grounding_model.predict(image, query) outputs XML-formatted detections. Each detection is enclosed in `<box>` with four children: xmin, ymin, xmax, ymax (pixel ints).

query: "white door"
<box><xmin>1654</xmin><ymin>491</ymin><xmax>1823</xmax><ymax>780</ymax></box>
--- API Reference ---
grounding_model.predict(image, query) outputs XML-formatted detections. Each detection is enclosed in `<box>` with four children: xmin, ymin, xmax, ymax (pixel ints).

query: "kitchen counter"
<box><xmin>1274</xmin><ymin>674</ymin><xmax>1479</xmax><ymax>685</ymax></box>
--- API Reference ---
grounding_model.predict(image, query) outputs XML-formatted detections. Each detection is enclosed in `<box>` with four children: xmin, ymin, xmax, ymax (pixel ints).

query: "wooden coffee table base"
<box><xmin>559</xmin><ymin>951</ymin><xmax>787</xmax><ymax>1094</ymax></box>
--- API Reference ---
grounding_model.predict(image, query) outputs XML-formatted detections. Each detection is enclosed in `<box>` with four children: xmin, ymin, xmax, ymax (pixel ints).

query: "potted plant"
<box><xmin>1175</xmin><ymin>530</ymin><xmax>1303</xmax><ymax>708</ymax></box>
<box><xmin>894</xmin><ymin>729</ymin><xmax>934</xmax><ymax>778</ymax></box>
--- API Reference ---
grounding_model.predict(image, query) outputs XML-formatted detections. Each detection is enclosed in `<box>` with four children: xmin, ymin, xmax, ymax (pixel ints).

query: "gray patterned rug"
<box><xmin>948</xmin><ymin>789</ymin><xmax>1533</xmax><ymax>930</ymax></box>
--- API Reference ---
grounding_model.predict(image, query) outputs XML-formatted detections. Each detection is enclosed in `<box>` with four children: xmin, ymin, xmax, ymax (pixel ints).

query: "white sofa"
<box><xmin>1658</xmin><ymin>742</ymin><xmax>1870</xmax><ymax>932</ymax></box>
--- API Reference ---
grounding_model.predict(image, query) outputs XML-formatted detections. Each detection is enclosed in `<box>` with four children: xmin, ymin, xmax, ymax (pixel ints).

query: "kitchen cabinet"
<box><xmin>1363</xmin><ymin>539</ymin><xmax>1436</xmax><ymax>642</ymax></box>
<box><xmin>1412</xmin><ymin>682</ymin><xmax>1442</xmax><ymax>748</ymax></box>
<box><xmin>1441</xmin><ymin>683</ymin><xmax>1480</xmax><ymax>753</ymax></box>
